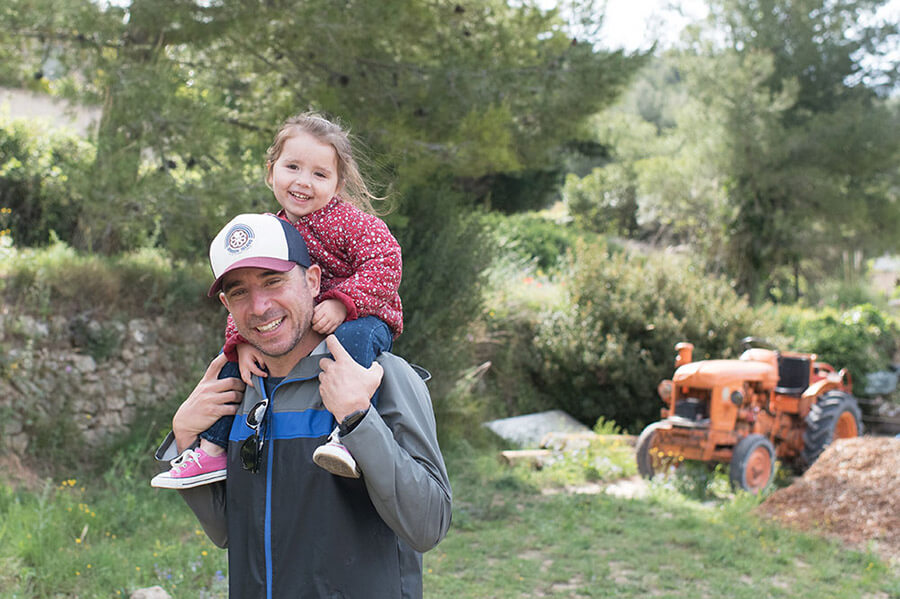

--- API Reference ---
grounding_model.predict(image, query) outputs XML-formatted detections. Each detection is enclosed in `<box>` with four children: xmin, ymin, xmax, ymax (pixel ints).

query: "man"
<box><xmin>155</xmin><ymin>213</ymin><xmax>452</xmax><ymax>598</ymax></box>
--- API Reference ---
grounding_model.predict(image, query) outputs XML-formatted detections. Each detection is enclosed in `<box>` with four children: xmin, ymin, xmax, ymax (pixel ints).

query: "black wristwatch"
<box><xmin>339</xmin><ymin>408</ymin><xmax>369</xmax><ymax>436</ymax></box>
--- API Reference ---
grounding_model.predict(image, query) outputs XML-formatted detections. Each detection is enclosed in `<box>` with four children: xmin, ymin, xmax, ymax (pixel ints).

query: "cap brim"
<box><xmin>207</xmin><ymin>257</ymin><xmax>298</xmax><ymax>297</ymax></box>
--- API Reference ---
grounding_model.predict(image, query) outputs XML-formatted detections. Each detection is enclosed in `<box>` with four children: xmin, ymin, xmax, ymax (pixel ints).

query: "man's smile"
<box><xmin>255</xmin><ymin>316</ymin><xmax>285</xmax><ymax>333</ymax></box>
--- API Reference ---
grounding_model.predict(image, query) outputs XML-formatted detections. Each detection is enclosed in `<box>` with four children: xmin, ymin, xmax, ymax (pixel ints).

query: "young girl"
<box><xmin>151</xmin><ymin>113</ymin><xmax>402</xmax><ymax>489</ymax></box>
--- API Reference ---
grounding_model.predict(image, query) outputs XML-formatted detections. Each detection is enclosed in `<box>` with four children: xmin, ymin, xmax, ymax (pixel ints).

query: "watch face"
<box><xmin>340</xmin><ymin>409</ymin><xmax>368</xmax><ymax>434</ymax></box>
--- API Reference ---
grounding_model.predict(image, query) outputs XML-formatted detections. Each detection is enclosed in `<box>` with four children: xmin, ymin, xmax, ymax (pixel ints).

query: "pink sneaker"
<box><xmin>312</xmin><ymin>432</ymin><xmax>360</xmax><ymax>479</ymax></box>
<box><xmin>151</xmin><ymin>448</ymin><xmax>227</xmax><ymax>489</ymax></box>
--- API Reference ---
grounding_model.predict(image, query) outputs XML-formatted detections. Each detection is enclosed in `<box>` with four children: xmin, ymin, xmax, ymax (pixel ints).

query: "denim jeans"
<box><xmin>200</xmin><ymin>316</ymin><xmax>392</xmax><ymax>448</ymax></box>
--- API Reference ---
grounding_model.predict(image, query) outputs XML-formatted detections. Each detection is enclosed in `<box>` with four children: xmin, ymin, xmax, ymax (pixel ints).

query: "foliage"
<box><xmin>774</xmin><ymin>303</ymin><xmax>900</xmax><ymax>392</ymax></box>
<box><xmin>390</xmin><ymin>184</ymin><xmax>494</xmax><ymax>386</ymax></box>
<box><xmin>1</xmin><ymin>0</ymin><xmax>644</xmax><ymax>256</ymax></box>
<box><xmin>563</xmin><ymin>161</ymin><xmax>640</xmax><ymax>237</ymax></box>
<box><xmin>0</xmin><ymin>241</ymin><xmax>217</xmax><ymax>321</ymax></box>
<box><xmin>583</xmin><ymin>0</ymin><xmax>900</xmax><ymax>303</ymax></box>
<box><xmin>0</xmin><ymin>114</ymin><xmax>94</xmax><ymax>247</ymax></box>
<box><xmin>531</xmin><ymin>241</ymin><xmax>775</xmax><ymax>429</ymax></box>
<box><xmin>482</xmin><ymin>210</ymin><xmax>588</xmax><ymax>271</ymax></box>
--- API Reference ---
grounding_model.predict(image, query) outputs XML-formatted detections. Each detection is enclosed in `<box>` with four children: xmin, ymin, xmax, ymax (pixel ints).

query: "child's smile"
<box><xmin>269</xmin><ymin>130</ymin><xmax>341</xmax><ymax>222</ymax></box>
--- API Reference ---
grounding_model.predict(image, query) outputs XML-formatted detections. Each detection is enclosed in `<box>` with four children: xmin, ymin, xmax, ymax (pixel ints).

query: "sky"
<box><xmin>590</xmin><ymin>0</ymin><xmax>900</xmax><ymax>52</ymax></box>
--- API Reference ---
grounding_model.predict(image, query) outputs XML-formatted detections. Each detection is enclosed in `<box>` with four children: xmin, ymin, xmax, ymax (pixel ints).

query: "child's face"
<box><xmin>269</xmin><ymin>130</ymin><xmax>341</xmax><ymax>222</ymax></box>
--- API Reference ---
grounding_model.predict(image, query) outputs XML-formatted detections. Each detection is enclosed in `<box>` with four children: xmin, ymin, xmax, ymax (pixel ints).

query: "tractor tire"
<box><xmin>800</xmin><ymin>390</ymin><xmax>863</xmax><ymax>469</ymax></box>
<box><xmin>636</xmin><ymin>421</ymin><xmax>681</xmax><ymax>479</ymax></box>
<box><xmin>729</xmin><ymin>434</ymin><xmax>775</xmax><ymax>493</ymax></box>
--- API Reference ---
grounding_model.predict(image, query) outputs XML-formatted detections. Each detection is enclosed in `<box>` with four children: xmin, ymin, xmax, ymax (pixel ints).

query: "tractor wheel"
<box><xmin>729</xmin><ymin>434</ymin><xmax>775</xmax><ymax>493</ymax></box>
<box><xmin>635</xmin><ymin>422</ymin><xmax>681</xmax><ymax>479</ymax></box>
<box><xmin>800</xmin><ymin>390</ymin><xmax>863</xmax><ymax>469</ymax></box>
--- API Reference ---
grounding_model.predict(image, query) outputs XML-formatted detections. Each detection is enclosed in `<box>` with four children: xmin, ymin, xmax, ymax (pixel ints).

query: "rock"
<box><xmin>70</xmin><ymin>354</ymin><xmax>97</xmax><ymax>374</ymax></box>
<box><xmin>483</xmin><ymin>410</ymin><xmax>593</xmax><ymax>448</ymax></box>
<box><xmin>6</xmin><ymin>433</ymin><xmax>28</xmax><ymax>454</ymax></box>
<box><xmin>128</xmin><ymin>319</ymin><xmax>156</xmax><ymax>346</ymax></box>
<box><xmin>18</xmin><ymin>315</ymin><xmax>49</xmax><ymax>339</ymax></box>
<box><xmin>130</xmin><ymin>586</ymin><xmax>172</xmax><ymax>599</ymax></box>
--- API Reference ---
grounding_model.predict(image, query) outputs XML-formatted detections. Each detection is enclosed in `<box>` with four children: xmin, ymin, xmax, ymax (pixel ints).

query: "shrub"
<box><xmin>0</xmin><ymin>241</ymin><xmax>217</xmax><ymax>321</ymax></box>
<box><xmin>391</xmin><ymin>183</ymin><xmax>495</xmax><ymax>397</ymax></box>
<box><xmin>0</xmin><ymin>116</ymin><xmax>94</xmax><ymax>247</ymax></box>
<box><xmin>775</xmin><ymin>303</ymin><xmax>900</xmax><ymax>393</ymax></box>
<box><xmin>529</xmin><ymin>241</ymin><xmax>774</xmax><ymax>430</ymax></box>
<box><xmin>482</xmin><ymin>210</ymin><xmax>591</xmax><ymax>271</ymax></box>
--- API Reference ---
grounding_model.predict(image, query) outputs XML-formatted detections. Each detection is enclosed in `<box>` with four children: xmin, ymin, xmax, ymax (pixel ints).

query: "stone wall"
<box><xmin>0</xmin><ymin>310</ymin><xmax>218</xmax><ymax>455</ymax></box>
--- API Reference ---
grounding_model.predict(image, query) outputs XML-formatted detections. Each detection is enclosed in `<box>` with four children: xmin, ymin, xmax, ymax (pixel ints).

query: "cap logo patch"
<box><xmin>225</xmin><ymin>224</ymin><xmax>254</xmax><ymax>254</ymax></box>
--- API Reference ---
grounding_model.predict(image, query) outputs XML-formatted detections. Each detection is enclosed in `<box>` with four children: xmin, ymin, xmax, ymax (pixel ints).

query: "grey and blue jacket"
<box><xmin>155</xmin><ymin>347</ymin><xmax>452</xmax><ymax>598</ymax></box>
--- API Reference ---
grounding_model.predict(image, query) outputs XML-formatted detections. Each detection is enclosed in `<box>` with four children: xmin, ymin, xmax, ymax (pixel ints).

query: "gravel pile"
<box><xmin>756</xmin><ymin>437</ymin><xmax>900</xmax><ymax>564</ymax></box>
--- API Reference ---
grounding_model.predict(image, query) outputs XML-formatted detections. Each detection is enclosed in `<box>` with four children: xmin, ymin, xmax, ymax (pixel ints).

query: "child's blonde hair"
<box><xmin>265</xmin><ymin>112</ymin><xmax>383</xmax><ymax>215</ymax></box>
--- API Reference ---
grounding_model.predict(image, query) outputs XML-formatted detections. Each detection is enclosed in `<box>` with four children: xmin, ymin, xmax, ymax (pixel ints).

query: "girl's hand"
<box><xmin>312</xmin><ymin>299</ymin><xmax>348</xmax><ymax>335</ymax></box>
<box><xmin>237</xmin><ymin>343</ymin><xmax>268</xmax><ymax>387</ymax></box>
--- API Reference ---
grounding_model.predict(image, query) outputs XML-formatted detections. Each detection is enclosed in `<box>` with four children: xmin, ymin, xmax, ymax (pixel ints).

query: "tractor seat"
<box><xmin>775</xmin><ymin>355</ymin><xmax>810</xmax><ymax>396</ymax></box>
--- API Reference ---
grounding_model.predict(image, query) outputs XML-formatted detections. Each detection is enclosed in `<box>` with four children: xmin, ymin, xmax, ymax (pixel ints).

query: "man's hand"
<box><xmin>318</xmin><ymin>335</ymin><xmax>383</xmax><ymax>423</ymax></box>
<box><xmin>311</xmin><ymin>299</ymin><xmax>348</xmax><ymax>335</ymax></box>
<box><xmin>173</xmin><ymin>353</ymin><xmax>245</xmax><ymax>452</ymax></box>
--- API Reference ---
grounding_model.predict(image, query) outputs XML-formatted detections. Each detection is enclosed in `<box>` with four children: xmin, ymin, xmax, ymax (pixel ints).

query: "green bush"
<box><xmin>775</xmin><ymin>303</ymin><xmax>900</xmax><ymax>393</ymax></box>
<box><xmin>0</xmin><ymin>241</ymin><xmax>217</xmax><ymax>321</ymax></box>
<box><xmin>482</xmin><ymin>211</ymin><xmax>587</xmax><ymax>271</ymax></box>
<box><xmin>391</xmin><ymin>183</ymin><xmax>495</xmax><ymax>398</ymax></box>
<box><xmin>527</xmin><ymin>242</ymin><xmax>774</xmax><ymax>430</ymax></box>
<box><xmin>0</xmin><ymin>116</ymin><xmax>94</xmax><ymax>247</ymax></box>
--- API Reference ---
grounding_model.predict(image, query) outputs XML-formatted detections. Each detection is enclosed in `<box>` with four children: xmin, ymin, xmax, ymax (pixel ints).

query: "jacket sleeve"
<box><xmin>319</xmin><ymin>214</ymin><xmax>402</xmax><ymax>320</ymax></box>
<box><xmin>341</xmin><ymin>353</ymin><xmax>452</xmax><ymax>553</ymax></box>
<box><xmin>154</xmin><ymin>432</ymin><xmax>229</xmax><ymax>548</ymax></box>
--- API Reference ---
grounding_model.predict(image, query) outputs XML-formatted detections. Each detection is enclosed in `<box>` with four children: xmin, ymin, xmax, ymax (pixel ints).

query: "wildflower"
<box><xmin>75</xmin><ymin>538</ymin><xmax>82</xmax><ymax>544</ymax></box>
<box><xmin>201</xmin><ymin>550</ymin><xmax>208</xmax><ymax>556</ymax></box>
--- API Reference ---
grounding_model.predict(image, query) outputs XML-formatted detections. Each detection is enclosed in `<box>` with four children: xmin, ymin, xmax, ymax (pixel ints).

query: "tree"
<box><xmin>615</xmin><ymin>0</ymin><xmax>900</xmax><ymax>302</ymax></box>
<box><xmin>2</xmin><ymin>0</ymin><xmax>644</xmax><ymax>252</ymax></box>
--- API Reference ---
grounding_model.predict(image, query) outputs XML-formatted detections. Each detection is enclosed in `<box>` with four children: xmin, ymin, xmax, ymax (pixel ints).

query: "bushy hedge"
<box><xmin>0</xmin><ymin>117</ymin><xmax>94</xmax><ymax>247</ymax></box>
<box><xmin>482</xmin><ymin>211</ymin><xmax>588</xmax><ymax>271</ymax></box>
<box><xmin>775</xmin><ymin>303</ymin><xmax>900</xmax><ymax>394</ymax></box>
<box><xmin>485</xmin><ymin>241</ymin><xmax>776</xmax><ymax>431</ymax></box>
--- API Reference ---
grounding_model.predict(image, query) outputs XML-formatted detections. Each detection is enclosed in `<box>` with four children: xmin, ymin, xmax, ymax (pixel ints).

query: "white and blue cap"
<box><xmin>208</xmin><ymin>213</ymin><xmax>311</xmax><ymax>297</ymax></box>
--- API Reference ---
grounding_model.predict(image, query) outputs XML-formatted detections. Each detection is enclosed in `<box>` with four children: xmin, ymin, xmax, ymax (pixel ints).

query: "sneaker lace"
<box><xmin>170</xmin><ymin>449</ymin><xmax>202</xmax><ymax>472</ymax></box>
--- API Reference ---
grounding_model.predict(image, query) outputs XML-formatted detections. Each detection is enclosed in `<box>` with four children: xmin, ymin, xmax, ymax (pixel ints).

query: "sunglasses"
<box><xmin>240</xmin><ymin>398</ymin><xmax>269</xmax><ymax>473</ymax></box>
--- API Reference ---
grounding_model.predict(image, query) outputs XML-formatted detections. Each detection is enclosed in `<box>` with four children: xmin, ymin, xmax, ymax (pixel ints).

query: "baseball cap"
<box><xmin>208</xmin><ymin>213</ymin><xmax>312</xmax><ymax>297</ymax></box>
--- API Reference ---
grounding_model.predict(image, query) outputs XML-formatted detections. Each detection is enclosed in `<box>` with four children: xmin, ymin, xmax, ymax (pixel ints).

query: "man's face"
<box><xmin>218</xmin><ymin>265</ymin><xmax>321</xmax><ymax>360</ymax></box>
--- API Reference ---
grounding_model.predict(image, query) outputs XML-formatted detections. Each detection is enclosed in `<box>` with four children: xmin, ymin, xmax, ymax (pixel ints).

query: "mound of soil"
<box><xmin>756</xmin><ymin>437</ymin><xmax>900</xmax><ymax>564</ymax></box>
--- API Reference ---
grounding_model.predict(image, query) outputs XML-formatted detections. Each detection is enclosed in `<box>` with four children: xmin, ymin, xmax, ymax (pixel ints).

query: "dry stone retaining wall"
<box><xmin>0</xmin><ymin>310</ymin><xmax>217</xmax><ymax>455</ymax></box>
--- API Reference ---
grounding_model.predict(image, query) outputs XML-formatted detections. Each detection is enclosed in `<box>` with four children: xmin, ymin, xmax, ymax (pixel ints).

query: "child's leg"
<box><xmin>314</xmin><ymin>316</ymin><xmax>392</xmax><ymax>478</ymax></box>
<box><xmin>150</xmin><ymin>415</ymin><xmax>231</xmax><ymax>489</ymax></box>
<box><xmin>198</xmin><ymin>416</ymin><xmax>233</xmax><ymax>456</ymax></box>
<box><xmin>151</xmin><ymin>355</ymin><xmax>241</xmax><ymax>489</ymax></box>
<box><xmin>332</xmin><ymin>315</ymin><xmax>392</xmax><ymax>369</ymax></box>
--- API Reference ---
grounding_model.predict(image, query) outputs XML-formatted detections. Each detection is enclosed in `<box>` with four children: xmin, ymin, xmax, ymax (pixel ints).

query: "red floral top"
<box><xmin>222</xmin><ymin>198</ymin><xmax>403</xmax><ymax>361</ymax></box>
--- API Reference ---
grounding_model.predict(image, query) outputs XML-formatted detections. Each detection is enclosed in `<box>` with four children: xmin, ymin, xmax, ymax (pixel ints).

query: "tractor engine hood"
<box><xmin>672</xmin><ymin>359</ymin><xmax>779</xmax><ymax>389</ymax></box>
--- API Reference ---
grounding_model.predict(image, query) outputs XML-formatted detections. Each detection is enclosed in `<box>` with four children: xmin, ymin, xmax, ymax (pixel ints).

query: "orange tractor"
<box><xmin>636</xmin><ymin>338</ymin><xmax>863</xmax><ymax>492</ymax></box>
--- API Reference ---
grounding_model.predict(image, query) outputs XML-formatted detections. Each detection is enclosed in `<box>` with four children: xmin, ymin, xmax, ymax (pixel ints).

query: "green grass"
<box><xmin>1</xmin><ymin>434</ymin><xmax>896</xmax><ymax>598</ymax></box>
<box><xmin>431</xmin><ymin>439</ymin><xmax>898</xmax><ymax>598</ymax></box>
<box><xmin>0</xmin><ymin>441</ymin><xmax>227</xmax><ymax>599</ymax></box>
<box><xmin>0</xmin><ymin>241</ymin><xmax>218</xmax><ymax>321</ymax></box>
